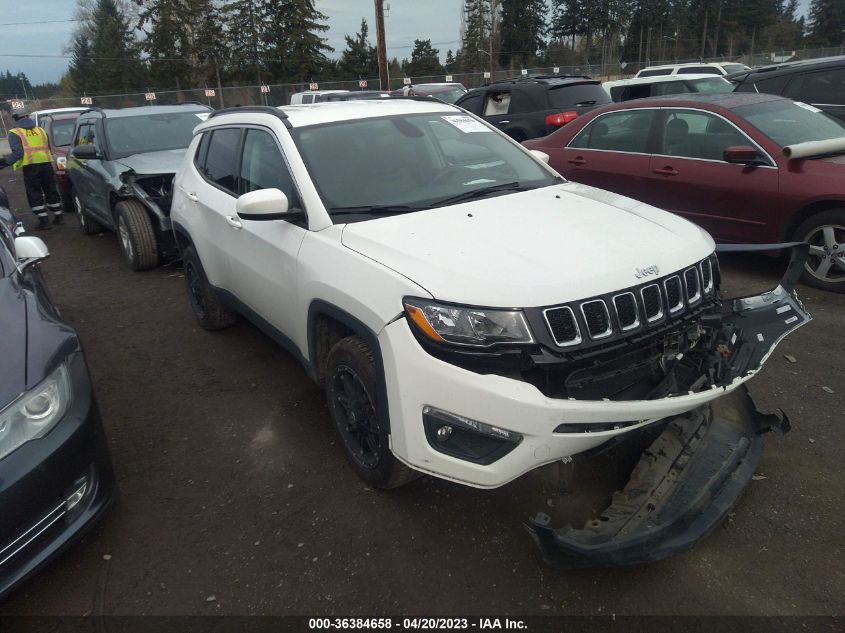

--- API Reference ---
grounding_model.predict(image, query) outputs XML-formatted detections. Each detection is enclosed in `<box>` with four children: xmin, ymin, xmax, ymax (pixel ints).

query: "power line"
<box><xmin>0</xmin><ymin>19</ymin><xmax>80</xmax><ymax>27</ymax></box>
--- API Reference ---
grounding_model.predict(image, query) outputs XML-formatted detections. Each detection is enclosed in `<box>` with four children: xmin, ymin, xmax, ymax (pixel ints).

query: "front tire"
<box><xmin>114</xmin><ymin>199</ymin><xmax>159</xmax><ymax>271</ymax></box>
<box><xmin>325</xmin><ymin>336</ymin><xmax>418</xmax><ymax>489</ymax></box>
<box><xmin>793</xmin><ymin>210</ymin><xmax>845</xmax><ymax>293</ymax></box>
<box><xmin>181</xmin><ymin>245</ymin><xmax>237</xmax><ymax>330</ymax></box>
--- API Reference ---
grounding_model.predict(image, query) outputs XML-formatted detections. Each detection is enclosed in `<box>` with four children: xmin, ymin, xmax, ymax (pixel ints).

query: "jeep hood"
<box><xmin>340</xmin><ymin>182</ymin><xmax>715</xmax><ymax>307</ymax></box>
<box><xmin>115</xmin><ymin>149</ymin><xmax>186</xmax><ymax>175</ymax></box>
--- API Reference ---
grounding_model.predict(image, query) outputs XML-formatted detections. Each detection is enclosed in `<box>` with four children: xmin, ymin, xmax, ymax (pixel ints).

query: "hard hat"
<box><xmin>11</xmin><ymin>106</ymin><xmax>27</xmax><ymax>120</ymax></box>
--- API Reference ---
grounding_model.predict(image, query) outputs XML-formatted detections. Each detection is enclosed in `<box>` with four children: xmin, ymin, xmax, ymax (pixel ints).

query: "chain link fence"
<box><xmin>2</xmin><ymin>45</ymin><xmax>842</xmax><ymax>128</ymax></box>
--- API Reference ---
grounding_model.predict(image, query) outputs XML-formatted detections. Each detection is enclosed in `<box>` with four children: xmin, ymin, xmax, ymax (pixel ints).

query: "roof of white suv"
<box><xmin>202</xmin><ymin>100</ymin><xmax>460</xmax><ymax>129</ymax></box>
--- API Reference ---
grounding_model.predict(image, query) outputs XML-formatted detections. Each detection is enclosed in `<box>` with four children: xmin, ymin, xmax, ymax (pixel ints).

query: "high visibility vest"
<box><xmin>10</xmin><ymin>127</ymin><xmax>52</xmax><ymax>170</ymax></box>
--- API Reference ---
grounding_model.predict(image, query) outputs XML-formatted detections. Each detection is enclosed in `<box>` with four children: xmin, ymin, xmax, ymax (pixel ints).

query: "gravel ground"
<box><xmin>0</xmin><ymin>169</ymin><xmax>843</xmax><ymax>617</ymax></box>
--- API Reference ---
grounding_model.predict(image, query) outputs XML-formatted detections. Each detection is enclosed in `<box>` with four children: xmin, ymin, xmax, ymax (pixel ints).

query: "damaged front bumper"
<box><xmin>528</xmin><ymin>385</ymin><xmax>788</xmax><ymax>568</ymax></box>
<box><xmin>526</xmin><ymin>244</ymin><xmax>811</xmax><ymax>567</ymax></box>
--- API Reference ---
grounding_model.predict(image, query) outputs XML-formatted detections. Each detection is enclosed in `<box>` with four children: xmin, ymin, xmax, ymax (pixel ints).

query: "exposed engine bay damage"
<box><xmin>528</xmin><ymin>385</ymin><xmax>789</xmax><ymax>568</ymax></box>
<box><xmin>119</xmin><ymin>170</ymin><xmax>175</xmax><ymax>217</ymax></box>
<box><xmin>526</xmin><ymin>245</ymin><xmax>810</xmax><ymax>568</ymax></box>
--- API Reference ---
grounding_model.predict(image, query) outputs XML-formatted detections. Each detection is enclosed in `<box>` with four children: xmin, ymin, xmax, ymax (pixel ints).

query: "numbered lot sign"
<box><xmin>403</xmin><ymin>77</ymin><xmax>411</xmax><ymax>85</ymax></box>
<box><xmin>10</xmin><ymin>100</ymin><xmax>24</xmax><ymax>110</ymax></box>
<box><xmin>205</xmin><ymin>89</ymin><xmax>215</xmax><ymax>97</ymax></box>
<box><xmin>80</xmin><ymin>96</ymin><xmax>93</xmax><ymax>105</ymax></box>
<box><xmin>145</xmin><ymin>92</ymin><xmax>156</xmax><ymax>101</ymax></box>
<box><xmin>553</xmin><ymin>67</ymin><xmax>560</xmax><ymax>74</ymax></box>
<box><xmin>521</xmin><ymin>69</ymin><xmax>528</xmax><ymax>76</ymax></box>
<box><xmin>445</xmin><ymin>75</ymin><xmax>453</xmax><ymax>82</ymax></box>
<box><xmin>260</xmin><ymin>85</ymin><xmax>270</xmax><ymax>94</ymax></box>
<box><xmin>309</xmin><ymin>82</ymin><xmax>319</xmax><ymax>90</ymax></box>
<box><xmin>358</xmin><ymin>80</ymin><xmax>367</xmax><ymax>88</ymax></box>
<box><xmin>483</xmin><ymin>71</ymin><xmax>491</xmax><ymax>79</ymax></box>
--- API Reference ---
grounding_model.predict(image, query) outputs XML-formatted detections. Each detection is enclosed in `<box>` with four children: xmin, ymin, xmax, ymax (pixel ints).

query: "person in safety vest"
<box><xmin>0</xmin><ymin>107</ymin><xmax>64</xmax><ymax>230</ymax></box>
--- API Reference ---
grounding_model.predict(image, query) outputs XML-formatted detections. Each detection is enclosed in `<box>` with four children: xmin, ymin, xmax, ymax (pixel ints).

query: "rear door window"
<box><xmin>548</xmin><ymin>83</ymin><xmax>610</xmax><ymax>108</ymax></box>
<box><xmin>754</xmin><ymin>74</ymin><xmax>792</xmax><ymax>95</ymax></box>
<box><xmin>657</xmin><ymin>110</ymin><xmax>753</xmax><ymax>161</ymax></box>
<box><xmin>483</xmin><ymin>91</ymin><xmax>511</xmax><ymax>115</ymax></box>
<box><xmin>568</xmin><ymin>109</ymin><xmax>656</xmax><ymax>153</ymax></box>
<box><xmin>202</xmin><ymin>128</ymin><xmax>241</xmax><ymax>194</ymax></box>
<box><xmin>677</xmin><ymin>66</ymin><xmax>721</xmax><ymax>75</ymax></box>
<box><xmin>789</xmin><ymin>68</ymin><xmax>845</xmax><ymax>105</ymax></box>
<box><xmin>456</xmin><ymin>92</ymin><xmax>483</xmax><ymax>114</ymax></box>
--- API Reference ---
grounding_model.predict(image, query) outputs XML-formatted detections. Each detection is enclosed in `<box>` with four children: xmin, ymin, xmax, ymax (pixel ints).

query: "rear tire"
<box><xmin>325</xmin><ymin>336</ymin><xmax>418</xmax><ymax>489</ymax></box>
<box><xmin>793</xmin><ymin>210</ymin><xmax>845</xmax><ymax>293</ymax></box>
<box><xmin>114</xmin><ymin>199</ymin><xmax>159</xmax><ymax>271</ymax></box>
<box><xmin>73</xmin><ymin>191</ymin><xmax>102</xmax><ymax>235</ymax></box>
<box><xmin>181</xmin><ymin>245</ymin><xmax>238</xmax><ymax>330</ymax></box>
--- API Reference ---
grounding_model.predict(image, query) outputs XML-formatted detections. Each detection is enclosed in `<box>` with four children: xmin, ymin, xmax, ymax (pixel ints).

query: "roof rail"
<box><xmin>79</xmin><ymin>106</ymin><xmax>107</xmax><ymax>118</ymax></box>
<box><xmin>489</xmin><ymin>73</ymin><xmax>593</xmax><ymax>85</ymax></box>
<box><xmin>387</xmin><ymin>95</ymin><xmax>441</xmax><ymax>102</ymax></box>
<box><xmin>178</xmin><ymin>100</ymin><xmax>213</xmax><ymax>108</ymax></box>
<box><xmin>207</xmin><ymin>105</ymin><xmax>288</xmax><ymax>120</ymax></box>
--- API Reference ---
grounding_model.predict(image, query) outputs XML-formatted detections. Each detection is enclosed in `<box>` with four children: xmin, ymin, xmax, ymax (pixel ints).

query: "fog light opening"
<box><xmin>66</xmin><ymin>478</ymin><xmax>89</xmax><ymax>512</ymax></box>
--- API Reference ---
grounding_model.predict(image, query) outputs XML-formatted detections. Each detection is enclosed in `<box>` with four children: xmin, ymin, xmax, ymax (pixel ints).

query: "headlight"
<box><xmin>0</xmin><ymin>364</ymin><xmax>72</xmax><ymax>461</ymax></box>
<box><xmin>404</xmin><ymin>298</ymin><xmax>533</xmax><ymax>346</ymax></box>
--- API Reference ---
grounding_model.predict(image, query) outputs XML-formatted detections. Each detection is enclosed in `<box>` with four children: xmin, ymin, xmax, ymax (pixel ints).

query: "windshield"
<box><xmin>290</xmin><ymin>112</ymin><xmax>558</xmax><ymax>214</ymax></box>
<box><xmin>734</xmin><ymin>100</ymin><xmax>845</xmax><ymax>147</ymax></box>
<box><xmin>49</xmin><ymin>119</ymin><xmax>77</xmax><ymax>147</ymax></box>
<box><xmin>688</xmin><ymin>77</ymin><xmax>734</xmax><ymax>93</ymax></box>
<box><xmin>105</xmin><ymin>111</ymin><xmax>205</xmax><ymax>157</ymax></box>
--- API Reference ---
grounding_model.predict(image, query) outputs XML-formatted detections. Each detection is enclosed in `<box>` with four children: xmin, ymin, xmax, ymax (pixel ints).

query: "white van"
<box><xmin>635</xmin><ymin>62</ymin><xmax>750</xmax><ymax>78</ymax></box>
<box><xmin>289</xmin><ymin>90</ymin><xmax>349</xmax><ymax>105</ymax></box>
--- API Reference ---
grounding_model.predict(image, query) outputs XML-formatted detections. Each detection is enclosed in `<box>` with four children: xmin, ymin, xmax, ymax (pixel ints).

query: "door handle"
<box><xmin>225</xmin><ymin>216</ymin><xmax>243</xmax><ymax>230</ymax></box>
<box><xmin>186</xmin><ymin>191</ymin><xmax>199</xmax><ymax>202</ymax></box>
<box><xmin>568</xmin><ymin>156</ymin><xmax>587</xmax><ymax>165</ymax></box>
<box><xmin>652</xmin><ymin>166</ymin><xmax>678</xmax><ymax>176</ymax></box>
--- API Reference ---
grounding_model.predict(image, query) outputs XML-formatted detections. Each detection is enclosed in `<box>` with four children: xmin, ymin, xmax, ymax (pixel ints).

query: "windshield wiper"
<box><xmin>428</xmin><ymin>182</ymin><xmax>536</xmax><ymax>207</ymax></box>
<box><xmin>329</xmin><ymin>204</ymin><xmax>420</xmax><ymax>216</ymax></box>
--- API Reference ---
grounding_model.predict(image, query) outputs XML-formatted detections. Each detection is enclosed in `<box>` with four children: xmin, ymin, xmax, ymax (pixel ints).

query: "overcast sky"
<box><xmin>0</xmin><ymin>0</ymin><xmax>810</xmax><ymax>89</ymax></box>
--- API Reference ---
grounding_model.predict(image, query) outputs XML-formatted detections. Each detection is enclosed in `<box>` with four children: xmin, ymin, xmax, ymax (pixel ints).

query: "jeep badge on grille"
<box><xmin>635</xmin><ymin>265</ymin><xmax>660</xmax><ymax>279</ymax></box>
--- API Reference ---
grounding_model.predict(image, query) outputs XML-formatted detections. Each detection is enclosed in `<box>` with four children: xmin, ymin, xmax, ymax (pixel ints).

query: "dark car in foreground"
<box><xmin>67</xmin><ymin>104</ymin><xmax>211</xmax><ymax>271</ymax></box>
<box><xmin>456</xmin><ymin>75</ymin><xmax>611</xmax><ymax>141</ymax></box>
<box><xmin>40</xmin><ymin>112</ymin><xmax>81</xmax><ymax>213</ymax></box>
<box><xmin>731</xmin><ymin>55</ymin><xmax>845</xmax><ymax>122</ymax></box>
<box><xmin>0</xmin><ymin>189</ymin><xmax>115</xmax><ymax>599</ymax></box>
<box><xmin>524</xmin><ymin>93</ymin><xmax>845</xmax><ymax>292</ymax></box>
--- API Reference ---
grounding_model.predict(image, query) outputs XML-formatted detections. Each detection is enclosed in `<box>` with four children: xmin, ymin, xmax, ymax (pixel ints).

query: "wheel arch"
<box><xmin>784</xmin><ymin>200</ymin><xmax>845</xmax><ymax>241</ymax></box>
<box><xmin>308</xmin><ymin>299</ymin><xmax>391</xmax><ymax>432</ymax></box>
<box><xmin>171</xmin><ymin>221</ymin><xmax>195</xmax><ymax>255</ymax></box>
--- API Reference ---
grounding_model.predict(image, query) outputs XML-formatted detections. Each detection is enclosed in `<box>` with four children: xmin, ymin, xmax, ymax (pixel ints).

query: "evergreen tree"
<box><xmin>221</xmin><ymin>0</ymin><xmax>270</xmax><ymax>83</ymax></box>
<box><xmin>498</xmin><ymin>0</ymin><xmax>547</xmax><ymax>69</ymax></box>
<box><xmin>265</xmin><ymin>0</ymin><xmax>333</xmax><ymax>82</ymax></box>
<box><xmin>445</xmin><ymin>49</ymin><xmax>456</xmax><ymax>71</ymax></box>
<box><xmin>337</xmin><ymin>18</ymin><xmax>378</xmax><ymax>78</ymax></box>
<box><xmin>404</xmin><ymin>39</ymin><xmax>444</xmax><ymax>77</ymax></box>
<box><xmin>807</xmin><ymin>0</ymin><xmax>845</xmax><ymax>47</ymax></box>
<box><xmin>550</xmin><ymin>0</ymin><xmax>585</xmax><ymax>65</ymax></box>
<box><xmin>68</xmin><ymin>32</ymin><xmax>95</xmax><ymax>95</ymax></box>
<box><xmin>87</xmin><ymin>0</ymin><xmax>146</xmax><ymax>93</ymax></box>
<box><xmin>139</xmin><ymin>0</ymin><xmax>192</xmax><ymax>89</ymax></box>
<box><xmin>458</xmin><ymin>0</ymin><xmax>490</xmax><ymax>72</ymax></box>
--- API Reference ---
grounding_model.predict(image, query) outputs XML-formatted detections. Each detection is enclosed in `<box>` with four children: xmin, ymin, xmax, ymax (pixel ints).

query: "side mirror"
<box><xmin>723</xmin><ymin>145</ymin><xmax>761</xmax><ymax>165</ymax></box>
<box><xmin>530</xmin><ymin>149</ymin><xmax>551</xmax><ymax>164</ymax></box>
<box><xmin>70</xmin><ymin>144</ymin><xmax>100</xmax><ymax>160</ymax></box>
<box><xmin>14</xmin><ymin>236</ymin><xmax>49</xmax><ymax>271</ymax></box>
<box><xmin>236</xmin><ymin>188</ymin><xmax>290</xmax><ymax>220</ymax></box>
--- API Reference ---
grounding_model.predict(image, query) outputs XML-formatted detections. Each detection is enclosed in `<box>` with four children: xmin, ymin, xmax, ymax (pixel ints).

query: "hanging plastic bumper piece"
<box><xmin>527</xmin><ymin>243</ymin><xmax>811</xmax><ymax>568</ymax></box>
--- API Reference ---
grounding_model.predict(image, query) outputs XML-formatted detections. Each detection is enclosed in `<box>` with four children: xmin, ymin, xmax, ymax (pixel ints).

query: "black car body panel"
<box><xmin>0</xmin><ymin>196</ymin><xmax>115</xmax><ymax>599</ymax></box>
<box><xmin>731</xmin><ymin>55</ymin><xmax>845</xmax><ymax>121</ymax></box>
<box><xmin>456</xmin><ymin>75</ymin><xmax>611</xmax><ymax>141</ymax></box>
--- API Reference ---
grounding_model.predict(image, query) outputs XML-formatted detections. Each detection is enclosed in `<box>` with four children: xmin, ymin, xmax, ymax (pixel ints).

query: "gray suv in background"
<box><xmin>66</xmin><ymin>104</ymin><xmax>210</xmax><ymax>270</ymax></box>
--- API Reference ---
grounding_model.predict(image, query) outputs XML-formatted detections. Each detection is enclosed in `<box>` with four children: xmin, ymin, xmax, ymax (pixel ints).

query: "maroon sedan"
<box><xmin>524</xmin><ymin>93</ymin><xmax>845</xmax><ymax>292</ymax></box>
<box><xmin>40</xmin><ymin>112</ymin><xmax>82</xmax><ymax>213</ymax></box>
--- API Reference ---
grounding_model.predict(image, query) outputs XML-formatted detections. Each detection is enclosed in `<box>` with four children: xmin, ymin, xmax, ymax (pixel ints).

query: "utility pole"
<box><xmin>374</xmin><ymin>0</ymin><xmax>389</xmax><ymax>90</ymax></box>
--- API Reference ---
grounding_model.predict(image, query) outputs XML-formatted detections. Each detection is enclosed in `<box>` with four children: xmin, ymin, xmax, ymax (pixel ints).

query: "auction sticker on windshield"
<box><xmin>442</xmin><ymin>115</ymin><xmax>490</xmax><ymax>133</ymax></box>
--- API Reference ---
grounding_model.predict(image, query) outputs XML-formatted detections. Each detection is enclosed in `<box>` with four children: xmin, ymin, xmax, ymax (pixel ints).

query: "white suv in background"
<box><xmin>635</xmin><ymin>62</ymin><xmax>751</xmax><ymax>77</ymax></box>
<box><xmin>170</xmin><ymin>100</ymin><xmax>808</xmax><ymax>567</ymax></box>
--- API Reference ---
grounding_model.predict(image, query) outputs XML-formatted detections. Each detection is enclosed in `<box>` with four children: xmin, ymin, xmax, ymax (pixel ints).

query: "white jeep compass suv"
<box><xmin>171</xmin><ymin>100</ymin><xmax>809</xmax><ymax>567</ymax></box>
